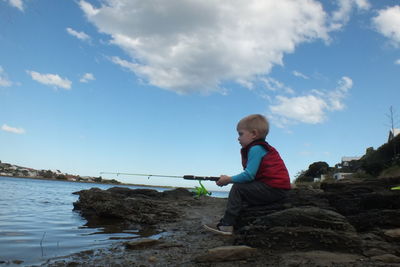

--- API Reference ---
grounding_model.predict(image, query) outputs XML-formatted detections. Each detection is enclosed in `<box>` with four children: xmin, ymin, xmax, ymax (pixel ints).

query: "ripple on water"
<box><xmin>0</xmin><ymin>177</ymin><xmax>147</xmax><ymax>265</ymax></box>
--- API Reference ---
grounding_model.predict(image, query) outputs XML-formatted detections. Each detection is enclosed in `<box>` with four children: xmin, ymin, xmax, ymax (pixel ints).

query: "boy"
<box><xmin>204</xmin><ymin>114</ymin><xmax>291</xmax><ymax>235</ymax></box>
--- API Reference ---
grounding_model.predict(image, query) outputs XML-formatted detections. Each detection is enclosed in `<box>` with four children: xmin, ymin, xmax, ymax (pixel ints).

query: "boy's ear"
<box><xmin>251</xmin><ymin>129</ymin><xmax>258</xmax><ymax>138</ymax></box>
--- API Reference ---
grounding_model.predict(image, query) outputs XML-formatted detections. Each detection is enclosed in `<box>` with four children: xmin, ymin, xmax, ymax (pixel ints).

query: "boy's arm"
<box><xmin>231</xmin><ymin>145</ymin><xmax>267</xmax><ymax>183</ymax></box>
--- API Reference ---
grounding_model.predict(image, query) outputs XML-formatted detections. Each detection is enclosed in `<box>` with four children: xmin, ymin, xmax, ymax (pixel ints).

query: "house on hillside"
<box><xmin>333</xmin><ymin>172</ymin><xmax>353</xmax><ymax>180</ymax></box>
<box><xmin>333</xmin><ymin>156</ymin><xmax>362</xmax><ymax>180</ymax></box>
<box><xmin>341</xmin><ymin>156</ymin><xmax>362</xmax><ymax>167</ymax></box>
<box><xmin>388</xmin><ymin>128</ymin><xmax>400</xmax><ymax>142</ymax></box>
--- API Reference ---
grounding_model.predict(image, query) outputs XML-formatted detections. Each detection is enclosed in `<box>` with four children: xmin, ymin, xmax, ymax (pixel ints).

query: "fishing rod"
<box><xmin>99</xmin><ymin>172</ymin><xmax>220</xmax><ymax>181</ymax></box>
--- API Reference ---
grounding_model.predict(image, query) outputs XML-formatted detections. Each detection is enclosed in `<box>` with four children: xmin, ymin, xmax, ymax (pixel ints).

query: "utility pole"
<box><xmin>386</xmin><ymin>106</ymin><xmax>398</xmax><ymax>157</ymax></box>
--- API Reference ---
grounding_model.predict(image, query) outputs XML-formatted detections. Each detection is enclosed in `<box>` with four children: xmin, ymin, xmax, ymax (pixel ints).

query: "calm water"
<box><xmin>0</xmin><ymin>176</ymin><xmax>227</xmax><ymax>266</ymax></box>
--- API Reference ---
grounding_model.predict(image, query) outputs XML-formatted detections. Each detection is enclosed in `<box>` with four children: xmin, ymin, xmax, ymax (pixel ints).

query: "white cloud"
<box><xmin>327</xmin><ymin>76</ymin><xmax>352</xmax><ymax>111</ymax></box>
<box><xmin>80</xmin><ymin>0</ymin><xmax>334</xmax><ymax>94</ymax></box>
<box><xmin>1</xmin><ymin>124</ymin><xmax>25</xmax><ymax>134</ymax></box>
<box><xmin>79</xmin><ymin>0</ymin><xmax>99</xmax><ymax>16</ymax></box>
<box><xmin>27</xmin><ymin>70</ymin><xmax>72</xmax><ymax>90</ymax></box>
<box><xmin>270</xmin><ymin>95</ymin><xmax>328</xmax><ymax>125</ymax></box>
<box><xmin>80</xmin><ymin>73</ymin><xmax>95</xmax><ymax>83</ymax></box>
<box><xmin>329</xmin><ymin>0</ymin><xmax>370</xmax><ymax>30</ymax></box>
<box><xmin>261</xmin><ymin>77</ymin><xmax>294</xmax><ymax>94</ymax></box>
<box><xmin>292</xmin><ymin>70</ymin><xmax>309</xmax><ymax>79</ymax></box>
<box><xmin>0</xmin><ymin>66</ymin><xmax>13</xmax><ymax>87</ymax></box>
<box><xmin>66</xmin><ymin>27</ymin><xmax>91</xmax><ymax>41</ymax></box>
<box><xmin>4</xmin><ymin>0</ymin><xmax>24</xmax><ymax>11</ymax></box>
<box><xmin>269</xmin><ymin>76</ymin><xmax>353</xmax><ymax>126</ymax></box>
<box><xmin>373</xmin><ymin>6</ymin><xmax>400</xmax><ymax>47</ymax></box>
<box><xmin>395</xmin><ymin>59</ymin><xmax>400</xmax><ymax>65</ymax></box>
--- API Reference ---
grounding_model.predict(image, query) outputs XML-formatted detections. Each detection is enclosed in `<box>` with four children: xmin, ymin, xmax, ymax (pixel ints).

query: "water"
<box><xmin>0</xmin><ymin>176</ymin><xmax>227</xmax><ymax>266</ymax></box>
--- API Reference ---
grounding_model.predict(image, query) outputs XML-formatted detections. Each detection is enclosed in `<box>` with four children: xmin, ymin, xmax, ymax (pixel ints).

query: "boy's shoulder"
<box><xmin>249</xmin><ymin>144</ymin><xmax>268</xmax><ymax>153</ymax></box>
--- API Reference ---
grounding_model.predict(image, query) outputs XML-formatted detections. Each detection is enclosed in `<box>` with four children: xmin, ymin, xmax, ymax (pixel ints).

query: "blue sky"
<box><xmin>1</xmin><ymin>0</ymin><xmax>399</xmax><ymax>190</ymax></box>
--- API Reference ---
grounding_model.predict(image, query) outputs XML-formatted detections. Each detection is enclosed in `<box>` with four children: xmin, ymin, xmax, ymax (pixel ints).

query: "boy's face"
<box><xmin>237</xmin><ymin>128</ymin><xmax>257</xmax><ymax>148</ymax></box>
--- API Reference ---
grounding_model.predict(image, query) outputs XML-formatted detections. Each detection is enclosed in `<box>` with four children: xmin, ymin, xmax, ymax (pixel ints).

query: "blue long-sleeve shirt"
<box><xmin>231</xmin><ymin>145</ymin><xmax>268</xmax><ymax>183</ymax></box>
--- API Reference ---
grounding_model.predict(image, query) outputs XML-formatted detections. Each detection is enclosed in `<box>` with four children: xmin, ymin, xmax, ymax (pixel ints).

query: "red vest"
<box><xmin>241</xmin><ymin>140</ymin><xmax>291</xmax><ymax>189</ymax></box>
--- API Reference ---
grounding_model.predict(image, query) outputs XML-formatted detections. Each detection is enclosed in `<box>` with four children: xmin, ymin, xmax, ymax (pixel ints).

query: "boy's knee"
<box><xmin>230</xmin><ymin>183</ymin><xmax>252</xmax><ymax>196</ymax></box>
<box><xmin>231</xmin><ymin>183</ymin><xmax>245</xmax><ymax>192</ymax></box>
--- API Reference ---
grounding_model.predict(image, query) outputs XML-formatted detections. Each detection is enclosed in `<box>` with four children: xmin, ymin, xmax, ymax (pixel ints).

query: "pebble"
<box><xmin>371</xmin><ymin>254</ymin><xmax>400</xmax><ymax>263</ymax></box>
<box><xmin>125</xmin><ymin>238</ymin><xmax>160</xmax><ymax>249</ymax></box>
<box><xmin>384</xmin><ymin>229</ymin><xmax>400</xmax><ymax>239</ymax></box>
<box><xmin>195</xmin><ymin>245</ymin><xmax>257</xmax><ymax>262</ymax></box>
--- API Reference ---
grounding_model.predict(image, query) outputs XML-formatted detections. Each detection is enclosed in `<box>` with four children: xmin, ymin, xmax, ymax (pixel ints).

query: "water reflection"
<box><xmin>0</xmin><ymin>176</ymin><xmax>227</xmax><ymax>266</ymax></box>
<box><xmin>0</xmin><ymin>177</ymin><xmax>156</xmax><ymax>266</ymax></box>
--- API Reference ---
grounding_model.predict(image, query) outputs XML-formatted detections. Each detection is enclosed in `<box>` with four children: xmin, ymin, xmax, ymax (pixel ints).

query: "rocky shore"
<box><xmin>40</xmin><ymin>177</ymin><xmax>400</xmax><ymax>266</ymax></box>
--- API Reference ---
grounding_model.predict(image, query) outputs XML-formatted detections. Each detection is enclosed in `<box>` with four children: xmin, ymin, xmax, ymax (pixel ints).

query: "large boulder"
<box><xmin>235</xmin><ymin>176</ymin><xmax>400</xmax><ymax>256</ymax></box>
<box><xmin>73</xmin><ymin>187</ymin><xmax>194</xmax><ymax>225</ymax></box>
<box><xmin>320</xmin><ymin>177</ymin><xmax>400</xmax><ymax>232</ymax></box>
<box><xmin>237</xmin><ymin>207</ymin><xmax>362</xmax><ymax>253</ymax></box>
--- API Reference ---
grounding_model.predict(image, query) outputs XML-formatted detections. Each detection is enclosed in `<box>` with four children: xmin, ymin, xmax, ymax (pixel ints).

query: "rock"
<box><xmin>321</xmin><ymin>177</ymin><xmax>400</xmax><ymax>216</ymax></box>
<box><xmin>279</xmin><ymin>251</ymin><xmax>364</xmax><ymax>266</ymax></box>
<box><xmin>162</xmin><ymin>187</ymin><xmax>194</xmax><ymax>199</ymax></box>
<box><xmin>147</xmin><ymin>256</ymin><xmax>157</xmax><ymax>263</ymax></box>
<box><xmin>125</xmin><ymin>238</ymin><xmax>160</xmax><ymax>249</ymax></box>
<box><xmin>237</xmin><ymin>207</ymin><xmax>362</xmax><ymax>253</ymax></box>
<box><xmin>195</xmin><ymin>245</ymin><xmax>256</xmax><ymax>262</ymax></box>
<box><xmin>107</xmin><ymin>187</ymin><xmax>161</xmax><ymax>198</ymax></box>
<box><xmin>235</xmin><ymin>176</ymin><xmax>400</xmax><ymax>256</ymax></box>
<box><xmin>347</xmin><ymin>209</ymin><xmax>400</xmax><ymax>231</ymax></box>
<box><xmin>73</xmin><ymin>187</ymin><xmax>190</xmax><ymax>225</ymax></box>
<box><xmin>236</xmin><ymin>188</ymin><xmax>334</xmax><ymax>228</ymax></box>
<box><xmin>363</xmin><ymin>248</ymin><xmax>388</xmax><ymax>257</ymax></box>
<box><xmin>239</xmin><ymin>226</ymin><xmax>362</xmax><ymax>253</ymax></box>
<box><xmin>371</xmin><ymin>254</ymin><xmax>400</xmax><ymax>263</ymax></box>
<box><xmin>384</xmin><ymin>228</ymin><xmax>400</xmax><ymax>239</ymax></box>
<box><xmin>360</xmin><ymin>232</ymin><xmax>398</xmax><ymax>256</ymax></box>
<box><xmin>252</xmin><ymin>206</ymin><xmax>356</xmax><ymax>232</ymax></box>
<box><xmin>70</xmin><ymin>176</ymin><xmax>400</xmax><ymax>266</ymax></box>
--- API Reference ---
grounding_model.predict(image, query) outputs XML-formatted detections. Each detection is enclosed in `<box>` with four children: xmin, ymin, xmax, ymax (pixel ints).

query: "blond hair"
<box><xmin>237</xmin><ymin>114</ymin><xmax>269</xmax><ymax>139</ymax></box>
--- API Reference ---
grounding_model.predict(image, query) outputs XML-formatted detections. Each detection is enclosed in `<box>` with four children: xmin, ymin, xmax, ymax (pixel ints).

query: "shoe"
<box><xmin>203</xmin><ymin>223</ymin><xmax>233</xmax><ymax>236</ymax></box>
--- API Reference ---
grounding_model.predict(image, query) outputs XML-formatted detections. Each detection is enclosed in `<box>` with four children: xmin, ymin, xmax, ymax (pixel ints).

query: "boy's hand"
<box><xmin>216</xmin><ymin>175</ymin><xmax>231</xmax><ymax>187</ymax></box>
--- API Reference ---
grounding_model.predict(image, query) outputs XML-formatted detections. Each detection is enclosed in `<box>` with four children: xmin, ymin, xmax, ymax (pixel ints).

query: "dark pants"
<box><xmin>222</xmin><ymin>181</ymin><xmax>287</xmax><ymax>226</ymax></box>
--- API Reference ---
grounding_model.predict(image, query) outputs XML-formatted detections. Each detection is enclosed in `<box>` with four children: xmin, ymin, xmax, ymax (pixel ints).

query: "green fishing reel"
<box><xmin>193</xmin><ymin>180</ymin><xmax>212</xmax><ymax>198</ymax></box>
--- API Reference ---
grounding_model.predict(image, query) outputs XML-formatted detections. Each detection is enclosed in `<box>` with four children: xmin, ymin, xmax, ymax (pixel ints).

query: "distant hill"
<box><xmin>296</xmin><ymin>133</ymin><xmax>400</xmax><ymax>183</ymax></box>
<box><xmin>360</xmin><ymin>133</ymin><xmax>400</xmax><ymax>177</ymax></box>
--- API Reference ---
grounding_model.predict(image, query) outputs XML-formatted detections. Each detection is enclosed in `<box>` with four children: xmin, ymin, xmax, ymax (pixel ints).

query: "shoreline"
<box><xmin>0</xmin><ymin>174</ymin><xmax>230</xmax><ymax>193</ymax></box>
<box><xmin>0</xmin><ymin>174</ymin><xmax>179</xmax><ymax>189</ymax></box>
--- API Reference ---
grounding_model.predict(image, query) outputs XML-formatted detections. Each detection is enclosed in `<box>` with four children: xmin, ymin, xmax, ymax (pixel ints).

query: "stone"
<box><xmin>237</xmin><ymin>207</ymin><xmax>362</xmax><ymax>253</ymax></box>
<box><xmin>363</xmin><ymin>248</ymin><xmax>388</xmax><ymax>257</ymax></box>
<box><xmin>73</xmin><ymin>187</ymin><xmax>187</xmax><ymax>225</ymax></box>
<box><xmin>72</xmin><ymin>176</ymin><xmax>400</xmax><ymax>264</ymax></box>
<box><xmin>371</xmin><ymin>254</ymin><xmax>400</xmax><ymax>263</ymax></box>
<box><xmin>280</xmin><ymin>251</ymin><xmax>364</xmax><ymax>266</ymax></box>
<box><xmin>125</xmin><ymin>238</ymin><xmax>160</xmax><ymax>249</ymax></box>
<box><xmin>384</xmin><ymin>228</ymin><xmax>400</xmax><ymax>239</ymax></box>
<box><xmin>147</xmin><ymin>256</ymin><xmax>157</xmax><ymax>263</ymax></box>
<box><xmin>195</xmin><ymin>245</ymin><xmax>256</xmax><ymax>262</ymax></box>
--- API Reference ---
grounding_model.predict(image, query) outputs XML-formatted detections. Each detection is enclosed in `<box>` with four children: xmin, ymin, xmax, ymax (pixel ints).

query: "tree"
<box><xmin>56</xmin><ymin>174</ymin><xmax>67</xmax><ymax>180</ymax></box>
<box><xmin>294</xmin><ymin>170</ymin><xmax>313</xmax><ymax>183</ymax></box>
<box><xmin>361</xmin><ymin>134</ymin><xmax>400</xmax><ymax>176</ymax></box>
<box><xmin>93</xmin><ymin>177</ymin><xmax>102</xmax><ymax>183</ymax></box>
<box><xmin>39</xmin><ymin>170</ymin><xmax>54</xmax><ymax>178</ymax></box>
<box><xmin>305</xmin><ymin>161</ymin><xmax>330</xmax><ymax>178</ymax></box>
<box><xmin>295</xmin><ymin>161</ymin><xmax>331</xmax><ymax>184</ymax></box>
